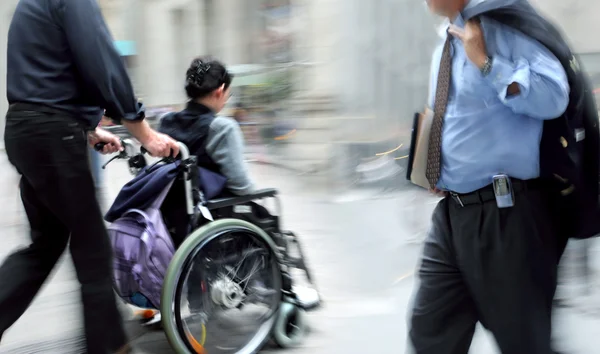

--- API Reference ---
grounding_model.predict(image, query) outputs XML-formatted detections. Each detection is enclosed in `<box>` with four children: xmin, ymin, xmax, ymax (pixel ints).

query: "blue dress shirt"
<box><xmin>428</xmin><ymin>9</ymin><xmax>570</xmax><ymax>193</ymax></box>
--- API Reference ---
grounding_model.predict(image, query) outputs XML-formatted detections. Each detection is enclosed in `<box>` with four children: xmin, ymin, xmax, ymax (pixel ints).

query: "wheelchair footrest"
<box><xmin>284</xmin><ymin>286</ymin><xmax>322</xmax><ymax>312</ymax></box>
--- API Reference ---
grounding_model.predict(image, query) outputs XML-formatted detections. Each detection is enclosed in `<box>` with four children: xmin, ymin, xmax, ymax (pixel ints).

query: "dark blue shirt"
<box><xmin>7</xmin><ymin>0</ymin><xmax>144</xmax><ymax>128</ymax></box>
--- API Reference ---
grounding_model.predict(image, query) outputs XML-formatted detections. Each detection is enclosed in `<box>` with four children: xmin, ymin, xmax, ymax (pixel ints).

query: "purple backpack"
<box><xmin>108</xmin><ymin>180</ymin><xmax>176</xmax><ymax>309</ymax></box>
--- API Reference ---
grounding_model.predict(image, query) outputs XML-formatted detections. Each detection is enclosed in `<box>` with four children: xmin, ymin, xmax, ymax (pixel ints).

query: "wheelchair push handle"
<box><xmin>93</xmin><ymin>139</ymin><xmax>135</xmax><ymax>153</ymax></box>
<box><xmin>139</xmin><ymin>146</ymin><xmax>172</xmax><ymax>158</ymax></box>
<box><xmin>95</xmin><ymin>139</ymin><xmax>190</xmax><ymax>173</ymax></box>
<box><xmin>93</xmin><ymin>142</ymin><xmax>110</xmax><ymax>152</ymax></box>
<box><xmin>140</xmin><ymin>142</ymin><xmax>189</xmax><ymax>160</ymax></box>
<box><xmin>93</xmin><ymin>139</ymin><xmax>137</xmax><ymax>169</ymax></box>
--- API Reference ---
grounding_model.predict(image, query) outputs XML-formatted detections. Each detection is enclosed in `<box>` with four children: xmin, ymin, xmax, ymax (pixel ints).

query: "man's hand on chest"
<box><xmin>449</xmin><ymin>19</ymin><xmax>488</xmax><ymax>70</ymax></box>
<box><xmin>449</xmin><ymin>19</ymin><xmax>521</xmax><ymax>97</ymax></box>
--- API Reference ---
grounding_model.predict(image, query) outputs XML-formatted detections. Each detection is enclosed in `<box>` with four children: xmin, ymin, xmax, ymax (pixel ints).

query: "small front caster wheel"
<box><xmin>272</xmin><ymin>302</ymin><xmax>307</xmax><ymax>348</ymax></box>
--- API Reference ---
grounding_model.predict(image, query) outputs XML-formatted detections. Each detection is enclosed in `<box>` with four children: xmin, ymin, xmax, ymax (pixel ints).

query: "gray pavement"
<box><xmin>1</xmin><ymin>152</ymin><xmax>600</xmax><ymax>353</ymax></box>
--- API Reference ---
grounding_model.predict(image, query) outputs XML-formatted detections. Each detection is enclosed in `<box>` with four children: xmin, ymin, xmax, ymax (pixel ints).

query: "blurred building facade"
<box><xmin>2</xmin><ymin>0</ymin><xmax>600</xmax><ymax>148</ymax></box>
<box><xmin>338</xmin><ymin>0</ymin><xmax>600</xmax><ymax>136</ymax></box>
<box><xmin>100</xmin><ymin>0</ymin><xmax>339</xmax><ymax>108</ymax></box>
<box><xmin>337</xmin><ymin>0</ymin><xmax>439</xmax><ymax>136</ymax></box>
<box><xmin>100</xmin><ymin>0</ymin><xmax>264</xmax><ymax>106</ymax></box>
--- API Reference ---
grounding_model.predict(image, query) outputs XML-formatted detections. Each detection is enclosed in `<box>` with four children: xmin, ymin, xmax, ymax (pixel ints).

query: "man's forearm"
<box><xmin>122</xmin><ymin>120</ymin><xmax>154</xmax><ymax>144</ymax></box>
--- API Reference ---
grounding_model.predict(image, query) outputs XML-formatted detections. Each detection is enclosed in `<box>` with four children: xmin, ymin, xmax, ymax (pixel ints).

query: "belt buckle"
<box><xmin>450</xmin><ymin>192</ymin><xmax>464</xmax><ymax>207</ymax></box>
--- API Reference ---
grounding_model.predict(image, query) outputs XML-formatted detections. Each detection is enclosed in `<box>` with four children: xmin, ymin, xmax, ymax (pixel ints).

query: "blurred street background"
<box><xmin>2</xmin><ymin>0</ymin><xmax>600</xmax><ymax>353</ymax></box>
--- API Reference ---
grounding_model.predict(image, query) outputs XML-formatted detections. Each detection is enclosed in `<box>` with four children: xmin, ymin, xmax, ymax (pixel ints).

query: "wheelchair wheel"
<box><xmin>161</xmin><ymin>219</ymin><xmax>283</xmax><ymax>354</ymax></box>
<box><xmin>272</xmin><ymin>301</ymin><xmax>307</xmax><ymax>348</ymax></box>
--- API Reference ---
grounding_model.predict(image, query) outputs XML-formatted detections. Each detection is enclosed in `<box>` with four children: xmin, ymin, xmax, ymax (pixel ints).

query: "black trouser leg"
<box><xmin>409</xmin><ymin>187</ymin><xmax>558</xmax><ymax>354</ymax></box>
<box><xmin>454</xmin><ymin>187</ymin><xmax>558</xmax><ymax>353</ymax></box>
<box><xmin>2</xmin><ymin>112</ymin><xmax>126</xmax><ymax>353</ymax></box>
<box><xmin>409</xmin><ymin>199</ymin><xmax>478</xmax><ymax>354</ymax></box>
<box><xmin>0</xmin><ymin>177</ymin><xmax>70</xmax><ymax>335</ymax></box>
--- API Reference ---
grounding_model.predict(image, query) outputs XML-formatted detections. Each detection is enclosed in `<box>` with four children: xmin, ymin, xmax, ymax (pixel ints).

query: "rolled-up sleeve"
<box><xmin>485</xmin><ymin>29</ymin><xmax>569</xmax><ymax>120</ymax></box>
<box><xmin>60</xmin><ymin>0</ymin><xmax>144</xmax><ymax>122</ymax></box>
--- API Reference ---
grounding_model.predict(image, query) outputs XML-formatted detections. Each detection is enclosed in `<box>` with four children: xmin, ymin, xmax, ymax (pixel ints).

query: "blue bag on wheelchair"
<box><xmin>105</xmin><ymin>161</ymin><xmax>226</xmax><ymax>223</ymax></box>
<box><xmin>108</xmin><ymin>180</ymin><xmax>176</xmax><ymax>309</ymax></box>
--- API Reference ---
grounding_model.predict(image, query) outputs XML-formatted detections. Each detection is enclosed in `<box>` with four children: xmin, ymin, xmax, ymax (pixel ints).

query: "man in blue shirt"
<box><xmin>409</xmin><ymin>0</ymin><xmax>569</xmax><ymax>353</ymax></box>
<box><xmin>0</xmin><ymin>1</ymin><xmax>180</xmax><ymax>353</ymax></box>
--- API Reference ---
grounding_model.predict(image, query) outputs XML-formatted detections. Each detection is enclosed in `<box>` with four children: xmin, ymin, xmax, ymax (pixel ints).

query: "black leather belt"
<box><xmin>9</xmin><ymin>102</ymin><xmax>70</xmax><ymax>115</ymax></box>
<box><xmin>449</xmin><ymin>178</ymin><xmax>542</xmax><ymax>207</ymax></box>
<box><xmin>8</xmin><ymin>102</ymin><xmax>91</xmax><ymax>130</ymax></box>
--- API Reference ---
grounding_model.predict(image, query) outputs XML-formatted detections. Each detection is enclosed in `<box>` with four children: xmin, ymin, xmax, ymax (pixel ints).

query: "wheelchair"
<box><xmin>102</xmin><ymin>139</ymin><xmax>317</xmax><ymax>354</ymax></box>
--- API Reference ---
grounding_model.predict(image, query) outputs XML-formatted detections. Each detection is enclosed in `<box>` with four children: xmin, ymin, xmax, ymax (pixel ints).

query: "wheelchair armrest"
<box><xmin>205</xmin><ymin>188</ymin><xmax>278</xmax><ymax>210</ymax></box>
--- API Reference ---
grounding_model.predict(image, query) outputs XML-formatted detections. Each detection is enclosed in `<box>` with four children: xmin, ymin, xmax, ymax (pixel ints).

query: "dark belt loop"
<box><xmin>477</xmin><ymin>189</ymin><xmax>484</xmax><ymax>203</ymax></box>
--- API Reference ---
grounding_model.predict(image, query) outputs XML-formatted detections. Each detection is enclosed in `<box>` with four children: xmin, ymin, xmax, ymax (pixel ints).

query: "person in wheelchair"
<box><xmin>158</xmin><ymin>57</ymin><xmax>320</xmax><ymax>309</ymax></box>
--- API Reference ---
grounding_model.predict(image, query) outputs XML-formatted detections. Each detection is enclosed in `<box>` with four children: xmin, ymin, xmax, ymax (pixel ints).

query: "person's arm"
<box><xmin>59</xmin><ymin>0</ymin><xmax>143</xmax><ymax>123</ymax></box>
<box><xmin>206</xmin><ymin>117</ymin><xmax>256</xmax><ymax>195</ymax></box>
<box><xmin>483</xmin><ymin>25</ymin><xmax>570</xmax><ymax>119</ymax></box>
<box><xmin>121</xmin><ymin>120</ymin><xmax>154</xmax><ymax>144</ymax></box>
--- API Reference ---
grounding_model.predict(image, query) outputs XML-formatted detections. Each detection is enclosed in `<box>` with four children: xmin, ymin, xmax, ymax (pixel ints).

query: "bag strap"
<box><xmin>149</xmin><ymin>180</ymin><xmax>175</xmax><ymax>210</ymax></box>
<box><xmin>124</xmin><ymin>209</ymin><xmax>155</xmax><ymax>248</ymax></box>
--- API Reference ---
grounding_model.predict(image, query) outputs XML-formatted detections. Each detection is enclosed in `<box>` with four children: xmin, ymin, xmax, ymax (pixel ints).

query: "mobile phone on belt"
<box><xmin>492</xmin><ymin>174</ymin><xmax>514</xmax><ymax>208</ymax></box>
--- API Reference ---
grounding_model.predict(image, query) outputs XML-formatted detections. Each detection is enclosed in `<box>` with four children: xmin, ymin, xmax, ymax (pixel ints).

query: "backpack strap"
<box><xmin>115</xmin><ymin>208</ymin><xmax>156</xmax><ymax>285</ymax></box>
<box><xmin>125</xmin><ymin>209</ymin><xmax>156</xmax><ymax>249</ymax></box>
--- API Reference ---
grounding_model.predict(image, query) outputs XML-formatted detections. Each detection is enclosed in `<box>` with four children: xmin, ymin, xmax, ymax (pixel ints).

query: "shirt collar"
<box><xmin>436</xmin><ymin>0</ymin><xmax>487</xmax><ymax>38</ymax></box>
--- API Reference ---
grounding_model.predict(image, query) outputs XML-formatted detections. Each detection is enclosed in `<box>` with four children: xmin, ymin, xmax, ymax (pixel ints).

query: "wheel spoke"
<box><xmin>170</xmin><ymin>226</ymin><xmax>282</xmax><ymax>354</ymax></box>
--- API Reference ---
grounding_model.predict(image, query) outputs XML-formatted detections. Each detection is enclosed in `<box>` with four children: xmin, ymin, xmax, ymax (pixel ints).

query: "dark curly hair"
<box><xmin>185</xmin><ymin>56</ymin><xmax>233</xmax><ymax>100</ymax></box>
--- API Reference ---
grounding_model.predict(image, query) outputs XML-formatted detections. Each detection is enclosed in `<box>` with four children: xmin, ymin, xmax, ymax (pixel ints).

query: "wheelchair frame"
<box><xmin>119</xmin><ymin>138</ymin><xmax>283</xmax><ymax>221</ymax></box>
<box><xmin>109</xmin><ymin>139</ymin><xmax>312</xmax><ymax>353</ymax></box>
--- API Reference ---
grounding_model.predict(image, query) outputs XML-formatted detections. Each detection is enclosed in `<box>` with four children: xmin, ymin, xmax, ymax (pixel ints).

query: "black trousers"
<box><xmin>409</xmin><ymin>182</ymin><xmax>559</xmax><ymax>354</ymax></box>
<box><xmin>0</xmin><ymin>110</ymin><xmax>126</xmax><ymax>353</ymax></box>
